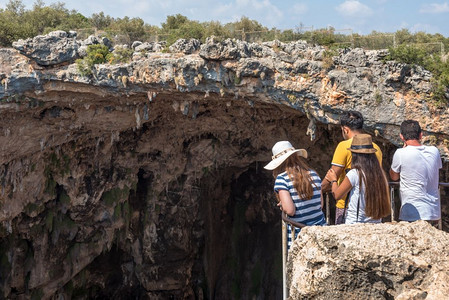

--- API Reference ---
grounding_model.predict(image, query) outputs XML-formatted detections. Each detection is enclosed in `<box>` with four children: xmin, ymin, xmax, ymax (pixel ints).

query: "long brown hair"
<box><xmin>351</xmin><ymin>152</ymin><xmax>390</xmax><ymax>219</ymax></box>
<box><xmin>273</xmin><ymin>153</ymin><xmax>316</xmax><ymax>200</ymax></box>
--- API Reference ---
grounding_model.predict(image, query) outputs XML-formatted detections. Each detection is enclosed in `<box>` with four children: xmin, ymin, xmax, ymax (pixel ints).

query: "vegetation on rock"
<box><xmin>76</xmin><ymin>44</ymin><xmax>110</xmax><ymax>76</ymax></box>
<box><xmin>1</xmin><ymin>1</ymin><xmax>448</xmax><ymax>99</ymax></box>
<box><xmin>1</xmin><ymin>1</ymin><xmax>448</xmax><ymax>49</ymax></box>
<box><xmin>0</xmin><ymin>0</ymin><xmax>89</xmax><ymax>46</ymax></box>
<box><xmin>386</xmin><ymin>44</ymin><xmax>449</xmax><ymax>105</ymax></box>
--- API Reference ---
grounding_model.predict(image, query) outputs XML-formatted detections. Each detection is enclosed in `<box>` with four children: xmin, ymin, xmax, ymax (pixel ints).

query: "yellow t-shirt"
<box><xmin>331</xmin><ymin>138</ymin><xmax>383</xmax><ymax>208</ymax></box>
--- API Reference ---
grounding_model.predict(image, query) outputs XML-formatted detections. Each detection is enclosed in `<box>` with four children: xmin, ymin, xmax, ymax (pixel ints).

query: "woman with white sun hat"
<box><xmin>265</xmin><ymin>141</ymin><xmax>326</xmax><ymax>249</ymax></box>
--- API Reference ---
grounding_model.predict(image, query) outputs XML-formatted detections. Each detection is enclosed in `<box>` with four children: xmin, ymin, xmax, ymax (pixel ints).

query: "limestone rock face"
<box><xmin>169</xmin><ymin>38</ymin><xmax>201</xmax><ymax>54</ymax></box>
<box><xmin>288</xmin><ymin>221</ymin><xmax>449</xmax><ymax>299</ymax></box>
<box><xmin>199</xmin><ymin>37</ymin><xmax>250</xmax><ymax>60</ymax></box>
<box><xmin>12</xmin><ymin>30</ymin><xmax>80</xmax><ymax>65</ymax></box>
<box><xmin>134</xmin><ymin>42</ymin><xmax>154</xmax><ymax>52</ymax></box>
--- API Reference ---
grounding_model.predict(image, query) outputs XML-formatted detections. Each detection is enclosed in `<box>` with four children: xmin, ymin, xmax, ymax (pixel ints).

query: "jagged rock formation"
<box><xmin>0</xmin><ymin>31</ymin><xmax>448</xmax><ymax>299</ymax></box>
<box><xmin>287</xmin><ymin>221</ymin><xmax>449</xmax><ymax>299</ymax></box>
<box><xmin>11</xmin><ymin>30</ymin><xmax>80</xmax><ymax>66</ymax></box>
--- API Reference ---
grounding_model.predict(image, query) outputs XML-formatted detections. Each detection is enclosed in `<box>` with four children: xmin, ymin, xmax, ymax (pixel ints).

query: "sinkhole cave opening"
<box><xmin>10</xmin><ymin>95</ymin><xmax>446</xmax><ymax>300</ymax></box>
<box><xmin>198</xmin><ymin>162</ymin><xmax>282</xmax><ymax>299</ymax></box>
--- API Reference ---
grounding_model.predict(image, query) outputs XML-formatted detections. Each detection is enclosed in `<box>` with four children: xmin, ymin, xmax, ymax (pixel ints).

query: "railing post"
<box><xmin>390</xmin><ymin>185</ymin><xmax>395</xmax><ymax>222</ymax></box>
<box><xmin>281</xmin><ymin>213</ymin><xmax>306</xmax><ymax>299</ymax></box>
<box><xmin>282</xmin><ymin>220</ymin><xmax>288</xmax><ymax>300</ymax></box>
<box><xmin>439</xmin><ymin>185</ymin><xmax>443</xmax><ymax>230</ymax></box>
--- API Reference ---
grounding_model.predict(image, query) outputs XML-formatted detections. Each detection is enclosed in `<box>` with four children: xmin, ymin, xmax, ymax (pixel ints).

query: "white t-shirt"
<box><xmin>391</xmin><ymin>145</ymin><xmax>442</xmax><ymax>221</ymax></box>
<box><xmin>345</xmin><ymin>169</ymin><xmax>381</xmax><ymax>224</ymax></box>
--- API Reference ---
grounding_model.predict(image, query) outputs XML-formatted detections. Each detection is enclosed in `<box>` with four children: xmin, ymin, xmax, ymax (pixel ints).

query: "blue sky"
<box><xmin>1</xmin><ymin>0</ymin><xmax>449</xmax><ymax>36</ymax></box>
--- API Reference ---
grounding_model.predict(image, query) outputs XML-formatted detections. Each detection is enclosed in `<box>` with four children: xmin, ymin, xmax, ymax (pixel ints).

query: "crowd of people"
<box><xmin>264</xmin><ymin>111</ymin><xmax>443</xmax><ymax>245</ymax></box>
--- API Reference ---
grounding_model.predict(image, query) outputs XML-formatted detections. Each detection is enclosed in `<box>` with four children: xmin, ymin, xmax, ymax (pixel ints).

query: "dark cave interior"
<box><xmin>1</xmin><ymin>93</ymin><xmax>448</xmax><ymax>300</ymax></box>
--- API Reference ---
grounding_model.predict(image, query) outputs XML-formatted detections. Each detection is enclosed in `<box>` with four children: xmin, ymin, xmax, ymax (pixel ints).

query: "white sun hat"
<box><xmin>264</xmin><ymin>141</ymin><xmax>308</xmax><ymax>170</ymax></box>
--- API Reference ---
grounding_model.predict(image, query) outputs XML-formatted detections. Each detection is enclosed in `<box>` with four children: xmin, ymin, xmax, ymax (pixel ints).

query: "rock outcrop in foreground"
<box><xmin>288</xmin><ymin>221</ymin><xmax>449</xmax><ymax>299</ymax></box>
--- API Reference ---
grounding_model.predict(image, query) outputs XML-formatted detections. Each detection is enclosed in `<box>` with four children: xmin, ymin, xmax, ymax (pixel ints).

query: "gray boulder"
<box><xmin>339</xmin><ymin>48</ymin><xmax>368</xmax><ymax>67</ymax></box>
<box><xmin>135</xmin><ymin>42</ymin><xmax>153</xmax><ymax>52</ymax></box>
<box><xmin>152</xmin><ymin>43</ymin><xmax>165</xmax><ymax>52</ymax></box>
<box><xmin>199</xmin><ymin>37</ymin><xmax>250</xmax><ymax>60</ymax></box>
<box><xmin>134</xmin><ymin>41</ymin><xmax>166</xmax><ymax>53</ymax></box>
<box><xmin>283</xmin><ymin>40</ymin><xmax>309</xmax><ymax>54</ymax></box>
<box><xmin>248</xmin><ymin>43</ymin><xmax>275</xmax><ymax>58</ymax></box>
<box><xmin>288</xmin><ymin>221</ymin><xmax>449</xmax><ymax>299</ymax></box>
<box><xmin>101</xmin><ymin>37</ymin><xmax>113</xmax><ymax>49</ymax></box>
<box><xmin>131</xmin><ymin>41</ymin><xmax>142</xmax><ymax>49</ymax></box>
<box><xmin>67</xmin><ymin>31</ymin><xmax>77</xmax><ymax>38</ymax></box>
<box><xmin>12</xmin><ymin>30</ymin><xmax>80</xmax><ymax>66</ymax></box>
<box><xmin>82</xmin><ymin>35</ymin><xmax>100</xmax><ymax>46</ymax></box>
<box><xmin>80</xmin><ymin>35</ymin><xmax>112</xmax><ymax>49</ymax></box>
<box><xmin>169</xmin><ymin>39</ymin><xmax>201</xmax><ymax>54</ymax></box>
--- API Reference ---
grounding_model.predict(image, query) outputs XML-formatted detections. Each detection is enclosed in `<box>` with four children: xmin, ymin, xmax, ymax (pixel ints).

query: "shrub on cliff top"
<box><xmin>385</xmin><ymin>44</ymin><xmax>427</xmax><ymax>65</ymax></box>
<box><xmin>107</xmin><ymin>46</ymin><xmax>133</xmax><ymax>64</ymax></box>
<box><xmin>386</xmin><ymin>44</ymin><xmax>449</xmax><ymax>106</ymax></box>
<box><xmin>76</xmin><ymin>44</ymin><xmax>111</xmax><ymax>76</ymax></box>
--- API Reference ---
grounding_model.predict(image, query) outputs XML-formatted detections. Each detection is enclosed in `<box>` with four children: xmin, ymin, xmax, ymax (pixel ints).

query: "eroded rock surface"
<box><xmin>288</xmin><ymin>221</ymin><xmax>449</xmax><ymax>299</ymax></box>
<box><xmin>12</xmin><ymin>30</ymin><xmax>79</xmax><ymax>66</ymax></box>
<box><xmin>1</xmin><ymin>31</ymin><xmax>449</xmax><ymax>299</ymax></box>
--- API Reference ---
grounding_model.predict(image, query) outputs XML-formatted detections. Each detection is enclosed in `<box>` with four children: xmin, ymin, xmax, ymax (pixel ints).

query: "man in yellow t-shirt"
<box><xmin>322</xmin><ymin>111</ymin><xmax>382</xmax><ymax>224</ymax></box>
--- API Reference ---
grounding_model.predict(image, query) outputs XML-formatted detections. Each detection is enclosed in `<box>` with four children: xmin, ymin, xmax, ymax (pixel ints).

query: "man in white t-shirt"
<box><xmin>390</xmin><ymin>120</ymin><xmax>442</xmax><ymax>222</ymax></box>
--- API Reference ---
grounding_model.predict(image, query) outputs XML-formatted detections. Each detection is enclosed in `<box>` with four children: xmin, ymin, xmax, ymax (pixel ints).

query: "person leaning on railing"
<box><xmin>325</xmin><ymin>134</ymin><xmax>391</xmax><ymax>224</ymax></box>
<box><xmin>264</xmin><ymin>141</ymin><xmax>326</xmax><ymax>249</ymax></box>
<box><xmin>321</xmin><ymin>111</ymin><xmax>383</xmax><ymax>224</ymax></box>
<box><xmin>389</xmin><ymin>120</ymin><xmax>442</xmax><ymax>225</ymax></box>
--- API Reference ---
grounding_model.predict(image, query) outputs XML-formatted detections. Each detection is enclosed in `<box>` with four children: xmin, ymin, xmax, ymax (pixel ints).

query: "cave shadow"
<box><xmin>199</xmin><ymin>162</ymin><xmax>283</xmax><ymax>300</ymax></box>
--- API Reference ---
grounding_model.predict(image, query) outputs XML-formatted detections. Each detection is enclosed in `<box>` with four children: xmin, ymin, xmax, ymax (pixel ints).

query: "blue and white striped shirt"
<box><xmin>274</xmin><ymin>170</ymin><xmax>326</xmax><ymax>249</ymax></box>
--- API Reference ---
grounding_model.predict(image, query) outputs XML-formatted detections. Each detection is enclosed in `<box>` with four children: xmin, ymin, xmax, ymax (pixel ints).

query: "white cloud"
<box><xmin>419</xmin><ymin>2</ymin><xmax>449</xmax><ymax>14</ymax></box>
<box><xmin>293</xmin><ymin>3</ymin><xmax>308</xmax><ymax>14</ymax></box>
<box><xmin>336</xmin><ymin>0</ymin><xmax>373</xmax><ymax>18</ymax></box>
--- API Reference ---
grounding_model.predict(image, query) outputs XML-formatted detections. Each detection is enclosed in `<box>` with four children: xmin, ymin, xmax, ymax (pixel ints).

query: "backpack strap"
<box><xmin>342</xmin><ymin>193</ymin><xmax>349</xmax><ymax>223</ymax></box>
<box><xmin>356</xmin><ymin>170</ymin><xmax>362</xmax><ymax>222</ymax></box>
<box><xmin>356</xmin><ymin>192</ymin><xmax>360</xmax><ymax>222</ymax></box>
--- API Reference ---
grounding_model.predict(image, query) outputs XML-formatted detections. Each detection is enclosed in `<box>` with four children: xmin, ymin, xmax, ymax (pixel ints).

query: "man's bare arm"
<box><xmin>389</xmin><ymin>169</ymin><xmax>400</xmax><ymax>181</ymax></box>
<box><xmin>322</xmin><ymin>165</ymin><xmax>343</xmax><ymax>192</ymax></box>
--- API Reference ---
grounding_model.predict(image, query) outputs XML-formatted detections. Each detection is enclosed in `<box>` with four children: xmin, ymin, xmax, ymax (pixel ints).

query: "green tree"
<box><xmin>25</xmin><ymin>2</ymin><xmax>70</xmax><ymax>35</ymax></box>
<box><xmin>160</xmin><ymin>14</ymin><xmax>209</xmax><ymax>44</ymax></box>
<box><xmin>161</xmin><ymin>14</ymin><xmax>189</xmax><ymax>31</ymax></box>
<box><xmin>226</xmin><ymin>16</ymin><xmax>265</xmax><ymax>33</ymax></box>
<box><xmin>0</xmin><ymin>0</ymin><xmax>29</xmax><ymax>45</ymax></box>
<box><xmin>107</xmin><ymin>16</ymin><xmax>148</xmax><ymax>43</ymax></box>
<box><xmin>386</xmin><ymin>44</ymin><xmax>427</xmax><ymax>65</ymax></box>
<box><xmin>202</xmin><ymin>21</ymin><xmax>230</xmax><ymax>39</ymax></box>
<box><xmin>395</xmin><ymin>28</ymin><xmax>413</xmax><ymax>44</ymax></box>
<box><xmin>277</xmin><ymin>29</ymin><xmax>302</xmax><ymax>42</ymax></box>
<box><xmin>5</xmin><ymin>0</ymin><xmax>25</xmax><ymax>15</ymax></box>
<box><xmin>91</xmin><ymin>12</ymin><xmax>112</xmax><ymax>30</ymax></box>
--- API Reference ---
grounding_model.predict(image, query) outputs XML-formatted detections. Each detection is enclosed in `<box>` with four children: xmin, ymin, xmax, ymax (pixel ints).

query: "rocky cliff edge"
<box><xmin>2</xmin><ymin>31</ymin><xmax>449</xmax><ymax>161</ymax></box>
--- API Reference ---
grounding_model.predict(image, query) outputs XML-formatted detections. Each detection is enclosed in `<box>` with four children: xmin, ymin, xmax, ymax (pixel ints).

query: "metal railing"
<box><xmin>388</xmin><ymin>182</ymin><xmax>448</xmax><ymax>230</ymax></box>
<box><xmin>281</xmin><ymin>182</ymin><xmax>449</xmax><ymax>299</ymax></box>
<box><xmin>281</xmin><ymin>212</ymin><xmax>305</xmax><ymax>300</ymax></box>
